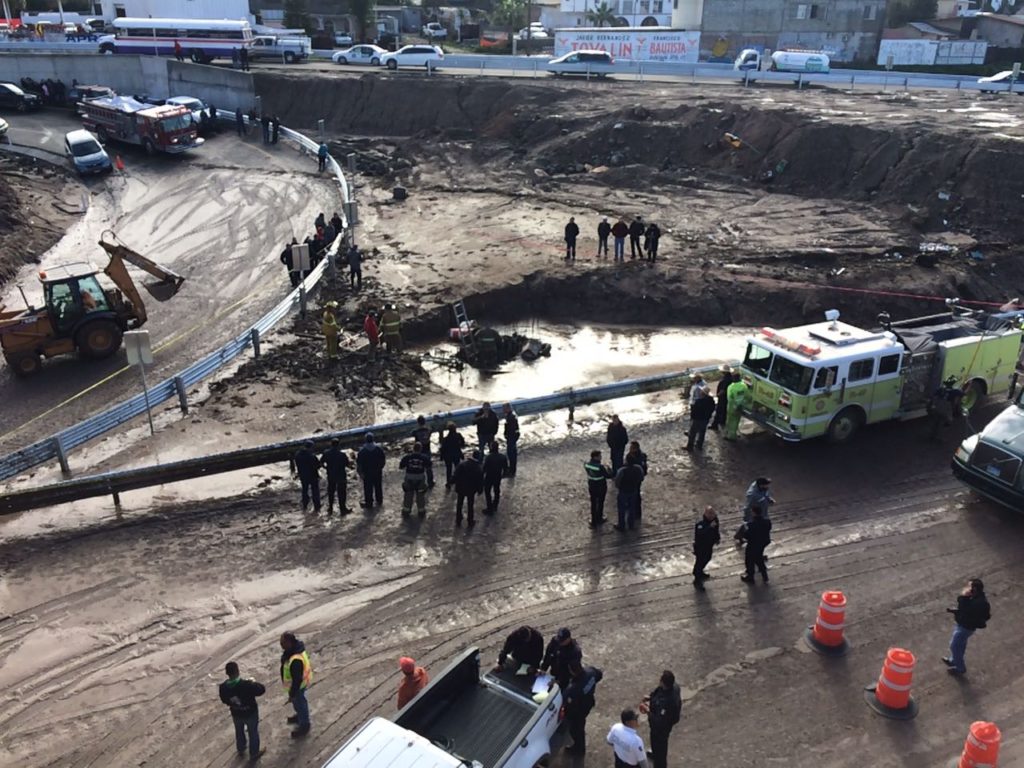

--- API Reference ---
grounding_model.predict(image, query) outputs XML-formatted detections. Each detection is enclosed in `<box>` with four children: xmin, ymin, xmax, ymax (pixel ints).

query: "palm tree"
<box><xmin>585</xmin><ymin>1</ymin><xmax>616</xmax><ymax>27</ymax></box>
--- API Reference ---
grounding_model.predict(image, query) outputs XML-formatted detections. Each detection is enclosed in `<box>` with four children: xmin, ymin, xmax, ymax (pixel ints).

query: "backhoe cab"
<box><xmin>0</xmin><ymin>232</ymin><xmax>184</xmax><ymax>376</ymax></box>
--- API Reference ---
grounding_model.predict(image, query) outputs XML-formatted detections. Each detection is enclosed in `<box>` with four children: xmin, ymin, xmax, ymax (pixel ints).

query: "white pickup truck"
<box><xmin>249</xmin><ymin>35</ymin><xmax>310</xmax><ymax>63</ymax></box>
<box><xmin>422</xmin><ymin>21</ymin><xmax>448</xmax><ymax>40</ymax></box>
<box><xmin>321</xmin><ymin>647</ymin><xmax>564</xmax><ymax>768</ymax></box>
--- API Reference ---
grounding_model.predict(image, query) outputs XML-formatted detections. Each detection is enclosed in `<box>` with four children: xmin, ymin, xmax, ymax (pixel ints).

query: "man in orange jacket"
<box><xmin>397</xmin><ymin>657</ymin><xmax>429</xmax><ymax>709</ymax></box>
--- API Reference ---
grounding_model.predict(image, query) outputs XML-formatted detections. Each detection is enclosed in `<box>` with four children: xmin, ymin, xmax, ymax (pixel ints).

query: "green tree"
<box><xmin>885</xmin><ymin>0</ymin><xmax>938</xmax><ymax>27</ymax></box>
<box><xmin>348</xmin><ymin>0</ymin><xmax>376</xmax><ymax>41</ymax></box>
<box><xmin>492</xmin><ymin>0</ymin><xmax>526</xmax><ymax>29</ymax></box>
<box><xmin>585</xmin><ymin>1</ymin><xmax>617</xmax><ymax>27</ymax></box>
<box><xmin>283</xmin><ymin>0</ymin><xmax>313</xmax><ymax>34</ymax></box>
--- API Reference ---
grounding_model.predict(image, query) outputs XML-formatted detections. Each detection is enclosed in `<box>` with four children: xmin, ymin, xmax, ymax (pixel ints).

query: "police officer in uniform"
<box><xmin>320</xmin><ymin>439</ymin><xmax>352</xmax><ymax>515</ymax></box>
<box><xmin>564</xmin><ymin>662</ymin><xmax>603</xmax><ymax>755</ymax></box>
<box><xmin>584</xmin><ymin>450</ymin><xmax>614</xmax><ymax>528</ymax></box>
<box><xmin>692</xmin><ymin>506</ymin><xmax>720</xmax><ymax>589</ymax></box>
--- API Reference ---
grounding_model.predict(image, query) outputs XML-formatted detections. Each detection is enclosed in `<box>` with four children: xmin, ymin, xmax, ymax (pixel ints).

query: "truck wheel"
<box><xmin>143</xmin><ymin>138</ymin><xmax>156</xmax><ymax>155</ymax></box>
<box><xmin>962</xmin><ymin>379</ymin><xmax>988</xmax><ymax>412</ymax></box>
<box><xmin>190</xmin><ymin>50</ymin><xmax>207</xmax><ymax>64</ymax></box>
<box><xmin>100</xmin><ymin>43</ymin><xmax>114</xmax><ymax>54</ymax></box>
<box><xmin>827</xmin><ymin>407</ymin><xmax>864</xmax><ymax>444</ymax></box>
<box><xmin>387</xmin><ymin>59</ymin><xmax>398</xmax><ymax>70</ymax></box>
<box><xmin>285</xmin><ymin>51</ymin><xmax>296</xmax><ymax>63</ymax></box>
<box><xmin>76</xmin><ymin>320</ymin><xmax>123</xmax><ymax>359</ymax></box>
<box><xmin>6</xmin><ymin>352</ymin><xmax>41</xmax><ymax>377</ymax></box>
<box><xmin>96</xmin><ymin>126</ymin><xmax>108</xmax><ymax>143</ymax></box>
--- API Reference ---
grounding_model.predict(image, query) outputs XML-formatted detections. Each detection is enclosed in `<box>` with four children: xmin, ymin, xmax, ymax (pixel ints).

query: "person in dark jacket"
<box><xmin>356</xmin><ymin>432</ymin><xmax>386</xmax><ymax>508</ymax></box>
<box><xmin>260</xmin><ymin>113</ymin><xmax>270</xmax><ymax>144</ymax></box>
<box><xmin>686</xmin><ymin>389</ymin><xmax>716</xmax><ymax>451</ymax></box>
<box><xmin>596</xmin><ymin>216</ymin><xmax>611</xmax><ymax>257</ymax></box>
<box><xmin>452</xmin><ymin>451</ymin><xmax>484</xmax><ymax>527</ymax></box>
<box><xmin>473</xmin><ymin>402</ymin><xmax>499</xmax><ymax>453</ymax></box>
<box><xmin>239</xmin><ymin>45</ymin><xmax>249</xmax><ymax>71</ymax></box>
<box><xmin>943</xmin><ymin>578</ymin><xmax>990</xmax><ymax>675</ymax></box>
<box><xmin>496</xmin><ymin>625</ymin><xmax>545</xmax><ymax>672</ymax></box>
<box><xmin>292</xmin><ymin>441</ymin><xmax>321</xmax><ymax>512</ymax></box>
<box><xmin>347</xmin><ymin>244</ymin><xmax>363</xmax><ymax>291</ymax></box>
<box><xmin>399</xmin><ymin>442</ymin><xmax>431</xmax><ymax>517</ymax></box>
<box><xmin>219</xmin><ymin>661</ymin><xmax>266</xmax><ymax>759</ymax></box>
<box><xmin>503</xmin><ymin>403</ymin><xmax>520</xmax><ymax>476</ymax></box>
<box><xmin>626</xmin><ymin>440</ymin><xmax>649</xmax><ymax>520</ymax></box>
<box><xmin>606</xmin><ymin>414</ymin><xmax>629</xmax><ymax>473</ymax></box>
<box><xmin>611</xmin><ymin>218</ymin><xmax>629</xmax><ymax>261</ymax></box>
<box><xmin>482</xmin><ymin>441</ymin><xmax>509</xmax><ymax>513</ymax></box>
<box><xmin>540</xmin><ymin>627</ymin><xmax>583</xmax><ymax>691</ymax></box>
<box><xmin>271</xmin><ymin>115</ymin><xmax>280</xmax><ymax>144</ymax></box>
<box><xmin>410</xmin><ymin>415</ymin><xmax>435</xmax><ymax>488</ymax></box>
<box><xmin>640</xmin><ymin>670</ymin><xmax>682</xmax><ymax>768</ymax></box>
<box><xmin>614</xmin><ymin>454</ymin><xmax>644</xmax><ymax>531</ymax></box>
<box><xmin>740</xmin><ymin>507</ymin><xmax>772</xmax><ymax>583</ymax></box>
<box><xmin>279</xmin><ymin>632</ymin><xmax>311</xmax><ymax>736</ymax></box>
<box><xmin>280</xmin><ymin>240</ymin><xmax>300</xmax><ymax>287</ymax></box>
<box><xmin>564</xmin><ymin>216</ymin><xmax>580</xmax><ymax>261</ymax></box>
<box><xmin>564</xmin><ymin>662</ymin><xmax>603</xmax><ymax>755</ymax></box>
<box><xmin>584</xmin><ymin>449</ymin><xmax>614</xmax><ymax>528</ymax></box>
<box><xmin>234</xmin><ymin>106</ymin><xmax>245</xmax><ymax>137</ymax></box>
<box><xmin>439</xmin><ymin>422</ymin><xmax>466</xmax><ymax>490</ymax></box>
<box><xmin>644</xmin><ymin>222</ymin><xmax>661</xmax><ymax>262</ymax></box>
<box><xmin>628</xmin><ymin>215</ymin><xmax>645</xmax><ymax>259</ymax></box>
<box><xmin>320</xmin><ymin>439</ymin><xmax>352</xmax><ymax>515</ymax></box>
<box><xmin>710</xmin><ymin>367</ymin><xmax>733</xmax><ymax>431</ymax></box>
<box><xmin>692</xmin><ymin>506</ymin><xmax>720</xmax><ymax>589</ymax></box>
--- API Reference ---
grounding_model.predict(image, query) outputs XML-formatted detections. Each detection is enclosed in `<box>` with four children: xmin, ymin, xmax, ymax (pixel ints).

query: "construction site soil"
<box><xmin>0</xmin><ymin>154</ymin><xmax>78</xmax><ymax>287</ymax></box>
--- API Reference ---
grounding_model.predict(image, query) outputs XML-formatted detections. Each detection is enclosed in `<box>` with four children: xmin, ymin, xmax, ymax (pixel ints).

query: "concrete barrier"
<box><xmin>0</xmin><ymin>54</ymin><xmax>256</xmax><ymax>110</ymax></box>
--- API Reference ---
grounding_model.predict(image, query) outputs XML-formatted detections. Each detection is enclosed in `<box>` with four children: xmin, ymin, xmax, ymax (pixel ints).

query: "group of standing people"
<box><xmin>289</xmin><ymin>402</ymin><xmax>520</xmax><ymax>529</ymax></box>
<box><xmin>279</xmin><ymin>212</ymin><xmax>344</xmax><ymax>288</ymax></box>
<box><xmin>233</xmin><ymin>108</ymin><xmax>279</xmax><ymax>144</ymax></box>
<box><xmin>566</xmin><ymin>215</ymin><xmax>661</xmax><ymax>262</ymax></box>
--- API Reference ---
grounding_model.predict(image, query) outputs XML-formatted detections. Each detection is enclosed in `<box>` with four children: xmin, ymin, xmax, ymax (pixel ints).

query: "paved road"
<box><xmin>0</xmin><ymin>110</ymin><xmax>339</xmax><ymax>452</ymax></box>
<box><xmin>0</xmin><ymin>402</ymin><xmax>1019</xmax><ymax>767</ymax></box>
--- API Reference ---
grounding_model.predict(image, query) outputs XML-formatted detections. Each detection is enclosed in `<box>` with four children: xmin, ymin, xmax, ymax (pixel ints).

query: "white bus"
<box><xmin>98</xmin><ymin>18</ymin><xmax>253</xmax><ymax>64</ymax></box>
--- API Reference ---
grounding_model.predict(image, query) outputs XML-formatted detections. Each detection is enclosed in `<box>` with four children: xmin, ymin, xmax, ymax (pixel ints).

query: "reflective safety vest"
<box><xmin>727</xmin><ymin>380</ymin><xmax>749</xmax><ymax>409</ymax></box>
<box><xmin>381</xmin><ymin>310</ymin><xmax>401</xmax><ymax>337</ymax></box>
<box><xmin>282</xmin><ymin>651</ymin><xmax>313</xmax><ymax>690</ymax></box>
<box><xmin>322</xmin><ymin>309</ymin><xmax>339</xmax><ymax>337</ymax></box>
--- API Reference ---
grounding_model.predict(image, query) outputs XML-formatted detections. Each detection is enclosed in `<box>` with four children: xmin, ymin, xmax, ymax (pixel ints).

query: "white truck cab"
<box><xmin>734</xmin><ymin>48</ymin><xmax>831</xmax><ymax>77</ymax></box>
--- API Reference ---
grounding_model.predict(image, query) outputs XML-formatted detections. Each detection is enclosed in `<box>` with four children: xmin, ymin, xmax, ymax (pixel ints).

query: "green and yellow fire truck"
<box><xmin>739</xmin><ymin>306</ymin><xmax>1024</xmax><ymax>443</ymax></box>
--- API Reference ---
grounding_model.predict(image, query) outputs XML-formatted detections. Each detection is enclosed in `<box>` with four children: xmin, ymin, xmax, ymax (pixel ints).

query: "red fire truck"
<box><xmin>80</xmin><ymin>96</ymin><xmax>203</xmax><ymax>154</ymax></box>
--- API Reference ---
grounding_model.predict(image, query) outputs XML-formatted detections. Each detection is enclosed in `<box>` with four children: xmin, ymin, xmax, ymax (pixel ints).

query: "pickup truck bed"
<box><xmin>395</xmin><ymin>649</ymin><xmax>555</xmax><ymax>768</ymax></box>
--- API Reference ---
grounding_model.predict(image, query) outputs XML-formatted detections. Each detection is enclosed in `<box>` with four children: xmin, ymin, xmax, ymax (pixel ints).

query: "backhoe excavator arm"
<box><xmin>97</xmin><ymin>232</ymin><xmax>187</xmax><ymax>325</ymax></box>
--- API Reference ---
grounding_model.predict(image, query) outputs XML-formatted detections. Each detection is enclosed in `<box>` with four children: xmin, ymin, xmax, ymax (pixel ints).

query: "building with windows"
<box><xmin>549</xmin><ymin>0</ymin><xmax>673</xmax><ymax>29</ymax></box>
<box><xmin>686</xmin><ymin>0</ymin><xmax>887</xmax><ymax>62</ymax></box>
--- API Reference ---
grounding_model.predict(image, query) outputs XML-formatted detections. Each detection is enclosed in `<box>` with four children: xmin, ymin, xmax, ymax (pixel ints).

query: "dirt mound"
<box><xmin>0</xmin><ymin>156</ymin><xmax>80</xmax><ymax>289</ymax></box>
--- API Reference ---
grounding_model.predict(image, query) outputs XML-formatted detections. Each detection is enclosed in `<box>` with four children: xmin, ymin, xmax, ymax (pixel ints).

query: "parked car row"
<box><xmin>333</xmin><ymin>44</ymin><xmax>444</xmax><ymax>70</ymax></box>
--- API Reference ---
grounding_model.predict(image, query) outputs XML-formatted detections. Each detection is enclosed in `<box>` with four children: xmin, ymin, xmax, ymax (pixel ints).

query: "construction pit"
<box><xmin>1</xmin><ymin>74</ymin><xmax>1024</xmax><ymax>767</ymax></box>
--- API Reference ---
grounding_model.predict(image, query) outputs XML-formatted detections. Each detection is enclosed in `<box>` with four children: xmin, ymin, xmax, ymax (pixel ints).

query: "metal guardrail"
<box><xmin>0</xmin><ymin>363</ymin><xmax>732</xmax><ymax>514</ymax></box>
<box><xmin>0</xmin><ymin>116</ymin><xmax>350</xmax><ymax>482</ymax></box>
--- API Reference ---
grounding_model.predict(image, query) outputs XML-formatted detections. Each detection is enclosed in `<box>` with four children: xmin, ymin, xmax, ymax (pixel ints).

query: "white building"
<box><xmin>92</xmin><ymin>0</ymin><xmax>252</xmax><ymax>23</ymax></box>
<box><xmin>547</xmin><ymin>0</ymin><xmax>672</xmax><ymax>29</ymax></box>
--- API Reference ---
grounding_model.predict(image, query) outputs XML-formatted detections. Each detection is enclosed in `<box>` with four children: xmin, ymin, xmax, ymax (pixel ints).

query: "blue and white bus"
<box><xmin>98</xmin><ymin>18</ymin><xmax>253</xmax><ymax>63</ymax></box>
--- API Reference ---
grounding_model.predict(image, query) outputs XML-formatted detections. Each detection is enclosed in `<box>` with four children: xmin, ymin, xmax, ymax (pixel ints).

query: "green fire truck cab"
<box><xmin>739</xmin><ymin>307</ymin><xmax>1023</xmax><ymax>443</ymax></box>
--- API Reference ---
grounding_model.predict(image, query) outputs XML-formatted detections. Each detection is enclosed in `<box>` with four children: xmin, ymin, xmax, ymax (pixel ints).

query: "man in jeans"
<box><xmin>943</xmin><ymin>578</ymin><xmax>991</xmax><ymax>675</ymax></box>
<box><xmin>219</xmin><ymin>661</ymin><xmax>266</xmax><ymax>760</ymax></box>
<box><xmin>280</xmin><ymin>632</ymin><xmax>312</xmax><ymax>737</ymax></box>
<box><xmin>686</xmin><ymin>388</ymin><xmax>716</xmax><ymax>451</ymax></box>
<box><xmin>613</xmin><ymin>454</ymin><xmax>644</xmax><ymax>531</ymax></box>
<box><xmin>399</xmin><ymin>441</ymin><xmax>430</xmax><ymax>518</ymax></box>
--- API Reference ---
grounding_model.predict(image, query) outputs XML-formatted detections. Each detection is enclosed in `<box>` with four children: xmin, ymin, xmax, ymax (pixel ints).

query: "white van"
<box><xmin>63</xmin><ymin>129</ymin><xmax>112</xmax><ymax>175</ymax></box>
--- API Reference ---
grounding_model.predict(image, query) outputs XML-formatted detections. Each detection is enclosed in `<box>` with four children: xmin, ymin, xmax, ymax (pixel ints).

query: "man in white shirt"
<box><xmin>685</xmin><ymin>374</ymin><xmax>710</xmax><ymax>436</ymax></box>
<box><xmin>607</xmin><ymin>708</ymin><xmax>649</xmax><ymax>768</ymax></box>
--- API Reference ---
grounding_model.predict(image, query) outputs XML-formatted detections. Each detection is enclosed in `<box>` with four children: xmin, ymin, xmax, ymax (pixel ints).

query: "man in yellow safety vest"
<box><xmin>322</xmin><ymin>300</ymin><xmax>340</xmax><ymax>359</ymax></box>
<box><xmin>380</xmin><ymin>304</ymin><xmax>402</xmax><ymax>354</ymax></box>
<box><xmin>280</xmin><ymin>632</ymin><xmax>313</xmax><ymax>737</ymax></box>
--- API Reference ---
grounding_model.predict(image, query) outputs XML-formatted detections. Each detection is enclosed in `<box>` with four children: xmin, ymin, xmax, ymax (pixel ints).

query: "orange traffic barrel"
<box><xmin>864</xmin><ymin>647</ymin><xmax>918</xmax><ymax>720</ymax></box>
<box><xmin>115</xmin><ymin>154</ymin><xmax>125</xmax><ymax>172</ymax></box>
<box><xmin>804</xmin><ymin>590</ymin><xmax>850</xmax><ymax>656</ymax></box>
<box><xmin>955</xmin><ymin>721</ymin><xmax>1001</xmax><ymax>768</ymax></box>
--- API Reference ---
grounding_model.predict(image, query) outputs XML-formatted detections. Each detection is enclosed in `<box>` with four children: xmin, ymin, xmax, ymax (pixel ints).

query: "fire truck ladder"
<box><xmin>452</xmin><ymin>299</ymin><xmax>477</xmax><ymax>363</ymax></box>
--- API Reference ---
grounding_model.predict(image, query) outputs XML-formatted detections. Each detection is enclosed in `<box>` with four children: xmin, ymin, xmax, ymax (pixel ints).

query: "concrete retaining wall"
<box><xmin>0</xmin><ymin>54</ymin><xmax>255</xmax><ymax>110</ymax></box>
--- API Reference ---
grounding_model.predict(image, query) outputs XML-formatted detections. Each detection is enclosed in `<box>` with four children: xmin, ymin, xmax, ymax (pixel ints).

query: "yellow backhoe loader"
<box><xmin>0</xmin><ymin>231</ymin><xmax>185</xmax><ymax>376</ymax></box>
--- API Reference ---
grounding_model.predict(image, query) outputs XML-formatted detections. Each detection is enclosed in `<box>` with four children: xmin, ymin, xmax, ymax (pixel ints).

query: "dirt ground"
<box><xmin>0</xmin><ymin>154</ymin><xmax>79</xmax><ymax>286</ymax></box>
<box><xmin>3</xmin><ymin>75</ymin><xmax>1024</xmax><ymax>767</ymax></box>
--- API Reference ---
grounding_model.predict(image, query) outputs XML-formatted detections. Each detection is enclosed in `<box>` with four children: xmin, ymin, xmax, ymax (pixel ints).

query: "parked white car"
<box><xmin>0</xmin><ymin>116</ymin><xmax>9</xmax><ymax>140</ymax></box>
<box><xmin>334</xmin><ymin>32</ymin><xmax>354</xmax><ymax>46</ymax></box>
<box><xmin>547</xmin><ymin>49</ymin><xmax>614</xmax><ymax>76</ymax></box>
<box><xmin>978</xmin><ymin>70</ymin><xmax>1024</xmax><ymax>93</ymax></box>
<box><xmin>332</xmin><ymin>44</ymin><xmax>387</xmax><ymax>65</ymax></box>
<box><xmin>421</xmin><ymin>22</ymin><xmax>447</xmax><ymax>39</ymax></box>
<box><xmin>165</xmin><ymin>96</ymin><xmax>207</xmax><ymax>125</ymax></box>
<box><xmin>517</xmin><ymin>26</ymin><xmax>549</xmax><ymax>40</ymax></box>
<box><xmin>379</xmin><ymin>45</ymin><xmax>444</xmax><ymax>70</ymax></box>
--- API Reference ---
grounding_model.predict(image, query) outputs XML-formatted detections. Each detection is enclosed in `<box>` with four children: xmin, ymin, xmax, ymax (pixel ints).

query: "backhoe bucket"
<box><xmin>142</xmin><ymin>276</ymin><xmax>185</xmax><ymax>302</ymax></box>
